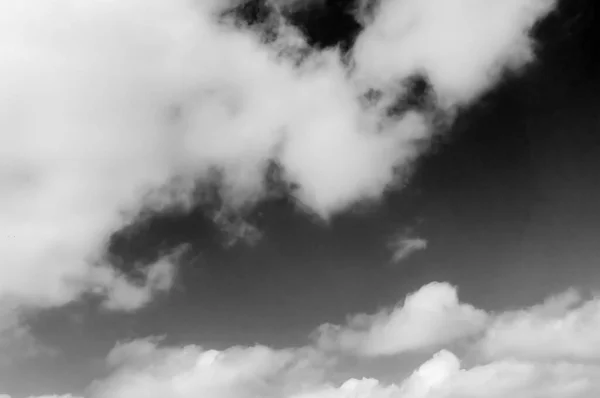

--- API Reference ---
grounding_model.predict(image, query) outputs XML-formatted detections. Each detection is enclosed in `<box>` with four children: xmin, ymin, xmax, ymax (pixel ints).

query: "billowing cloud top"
<box><xmin>315</xmin><ymin>282</ymin><xmax>489</xmax><ymax>356</ymax></box>
<box><xmin>480</xmin><ymin>289</ymin><xmax>600</xmax><ymax>361</ymax></box>
<box><xmin>17</xmin><ymin>282</ymin><xmax>600</xmax><ymax>398</ymax></box>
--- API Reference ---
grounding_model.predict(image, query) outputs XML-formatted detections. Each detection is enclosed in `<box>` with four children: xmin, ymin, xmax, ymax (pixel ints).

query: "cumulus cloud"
<box><xmin>24</xmin><ymin>281</ymin><xmax>600</xmax><ymax>398</ymax></box>
<box><xmin>315</xmin><ymin>282</ymin><xmax>489</xmax><ymax>356</ymax></box>
<box><xmin>73</xmin><ymin>337</ymin><xmax>600</xmax><ymax>398</ymax></box>
<box><xmin>26</xmin><ymin>396</ymin><xmax>83</xmax><ymax>398</ymax></box>
<box><xmin>479</xmin><ymin>289</ymin><xmax>600</xmax><ymax>361</ymax></box>
<box><xmin>88</xmin><ymin>338</ymin><xmax>330</xmax><ymax>398</ymax></box>
<box><xmin>293</xmin><ymin>349</ymin><xmax>600</xmax><ymax>398</ymax></box>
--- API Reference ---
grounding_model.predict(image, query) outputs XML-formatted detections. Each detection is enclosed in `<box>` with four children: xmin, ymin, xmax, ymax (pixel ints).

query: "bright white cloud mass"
<box><xmin>0</xmin><ymin>0</ymin><xmax>555</xmax><ymax>311</ymax></box>
<box><xmin>9</xmin><ymin>282</ymin><xmax>600</xmax><ymax>398</ymax></box>
<box><xmin>0</xmin><ymin>0</ymin><xmax>573</xmax><ymax>396</ymax></box>
<box><xmin>479</xmin><ymin>288</ymin><xmax>600</xmax><ymax>361</ymax></box>
<box><xmin>315</xmin><ymin>282</ymin><xmax>489</xmax><ymax>356</ymax></box>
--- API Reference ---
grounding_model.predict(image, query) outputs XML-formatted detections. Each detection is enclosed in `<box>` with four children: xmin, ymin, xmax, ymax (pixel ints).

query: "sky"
<box><xmin>2</xmin><ymin>0</ymin><xmax>600</xmax><ymax>397</ymax></box>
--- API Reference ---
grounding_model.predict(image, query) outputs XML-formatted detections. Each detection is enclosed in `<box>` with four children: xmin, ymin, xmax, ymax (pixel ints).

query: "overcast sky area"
<box><xmin>2</xmin><ymin>0</ymin><xmax>600</xmax><ymax>397</ymax></box>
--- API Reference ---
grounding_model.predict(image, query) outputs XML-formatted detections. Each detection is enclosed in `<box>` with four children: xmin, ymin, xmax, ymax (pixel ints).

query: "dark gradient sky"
<box><xmin>5</xmin><ymin>0</ymin><xmax>600</xmax><ymax>396</ymax></box>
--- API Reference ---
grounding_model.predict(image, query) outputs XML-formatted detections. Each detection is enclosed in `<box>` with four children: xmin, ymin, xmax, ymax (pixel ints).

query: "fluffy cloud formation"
<box><xmin>293</xmin><ymin>350</ymin><xmax>600</xmax><ymax>398</ymax></box>
<box><xmin>17</xmin><ymin>281</ymin><xmax>600</xmax><ymax>398</ymax></box>
<box><xmin>88</xmin><ymin>338</ymin><xmax>329</xmax><ymax>398</ymax></box>
<box><xmin>0</xmin><ymin>0</ymin><xmax>555</xmax><ymax>321</ymax></box>
<box><xmin>315</xmin><ymin>282</ymin><xmax>489</xmax><ymax>356</ymax></box>
<box><xmin>479</xmin><ymin>289</ymin><xmax>600</xmax><ymax>361</ymax></box>
<box><xmin>0</xmin><ymin>395</ymin><xmax>81</xmax><ymax>398</ymax></box>
<box><xmin>67</xmin><ymin>336</ymin><xmax>600</xmax><ymax>398</ymax></box>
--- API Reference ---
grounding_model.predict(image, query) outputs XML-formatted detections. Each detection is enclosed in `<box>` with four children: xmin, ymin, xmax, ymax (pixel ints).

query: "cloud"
<box><xmin>75</xmin><ymin>337</ymin><xmax>600</xmax><ymax>398</ymax></box>
<box><xmin>316</xmin><ymin>280</ymin><xmax>600</xmax><ymax>364</ymax></box>
<box><xmin>88</xmin><ymin>338</ymin><xmax>330</xmax><ymax>398</ymax></box>
<box><xmin>0</xmin><ymin>395</ymin><xmax>82</xmax><ymax>398</ymax></box>
<box><xmin>88</xmin><ymin>256</ymin><xmax>176</xmax><ymax>312</ymax></box>
<box><xmin>352</xmin><ymin>0</ymin><xmax>557</xmax><ymax>107</ymax></box>
<box><xmin>0</xmin><ymin>0</ymin><xmax>556</xmax><ymax>390</ymax></box>
<box><xmin>25</xmin><ymin>282</ymin><xmax>600</xmax><ymax>398</ymax></box>
<box><xmin>0</xmin><ymin>302</ymin><xmax>40</xmax><ymax>364</ymax></box>
<box><xmin>0</xmin><ymin>0</ymin><xmax>555</xmax><ymax>320</ymax></box>
<box><xmin>293</xmin><ymin>350</ymin><xmax>600</xmax><ymax>398</ymax></box>
<box><xmin>315</xmin><ymin>282</ymin><xmax>489</xmax><ymax>356</ymax></box>
<box><xmin>479</xmin><ymin>289</ymin><xmax>600</xmax><ymax>361</ymax></box>
<box><xmin>389</xmin><ymin>236</ymin><xmax>428</xmax><ymax>263</ymax></box>
<box><xmin>26</xmin><ymin>396</ymin><xmax>83</xmax><ymax>398</ymax></box>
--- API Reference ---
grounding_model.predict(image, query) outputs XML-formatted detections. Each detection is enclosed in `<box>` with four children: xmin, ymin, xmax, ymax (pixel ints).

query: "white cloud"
<box><xmin>26</xmin><ymin>396</ymin><xmax>83</xmax><ymax>398</ymax></box>
<box><xmin>293</xmin><ymin>349</ymin><xmax>600</xmax><ymax>398</ymax></box>
<box><xmin>389</xmin><ymin>236</ymin><xmax>428</xmax><ymax>263</ymax></box>
<box><xmin>314</xmin><ymin>279</ymin><xmax>600</xmax><ymax>363</ymax></box>
<box><xmin>83</xmin><ymin>340</ymin><xmax>600</xmax><ymax>398</ymax></box>
<box><xmin>89</xmin><ymin>257</ymin><xmax>176</xmax><ymax>312</ymax></box>
<box><xmin>0</xmin><ymin>0</ymin><xmax>555</xmax><ymax>321</ymax></box>
<box><xmin>26</xmin><ymin>282</ymin><xmax>600</xmax><ymax>398</ymax></box>
<box><xmin>479</xmin><ymin>289</ymin><xmax>600</xmax><ymax>361</ymax></box>
<box><xmin>315</xmin><ymin>282</ymin><xmax>489</xmax><ymax>356</ymax></box>
<box><xmin>88</xmin><ymin>338</ymin><xmax>330</xmax><ymax>398</ymax></box>
<box><xmin>0</xmin><ymin>0</ymin><xmax>557</xmax><ymax>392</ymax></box>
<box><xmin>352</xmin><ymin>0</ymin><xmax>557</xmax><ymax>107</ymax></box>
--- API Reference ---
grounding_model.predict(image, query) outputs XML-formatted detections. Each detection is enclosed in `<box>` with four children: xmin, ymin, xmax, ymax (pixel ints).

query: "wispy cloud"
<box><xmin>389</xmin><ymin>236</ymin><xmax>428</xmax><ymax>263</ymax></box>
<box><xmin>479</xmin><ymin>289</ymin><xmax>600</xmax><ymax>361</ymax></box>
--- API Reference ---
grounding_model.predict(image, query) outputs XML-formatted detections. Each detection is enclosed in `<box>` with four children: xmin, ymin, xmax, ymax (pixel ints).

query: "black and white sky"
<box><xmin>2</xmin><ymin>0</ymin><xmax>600</xmax><ymax>397</ymax></box>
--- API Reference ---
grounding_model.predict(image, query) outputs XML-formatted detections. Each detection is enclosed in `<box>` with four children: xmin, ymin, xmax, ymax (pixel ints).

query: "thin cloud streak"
<box><xmin>389</xmin><ymin>237</ymin><xmax>428</xmax><ymax>263</ymax></box>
